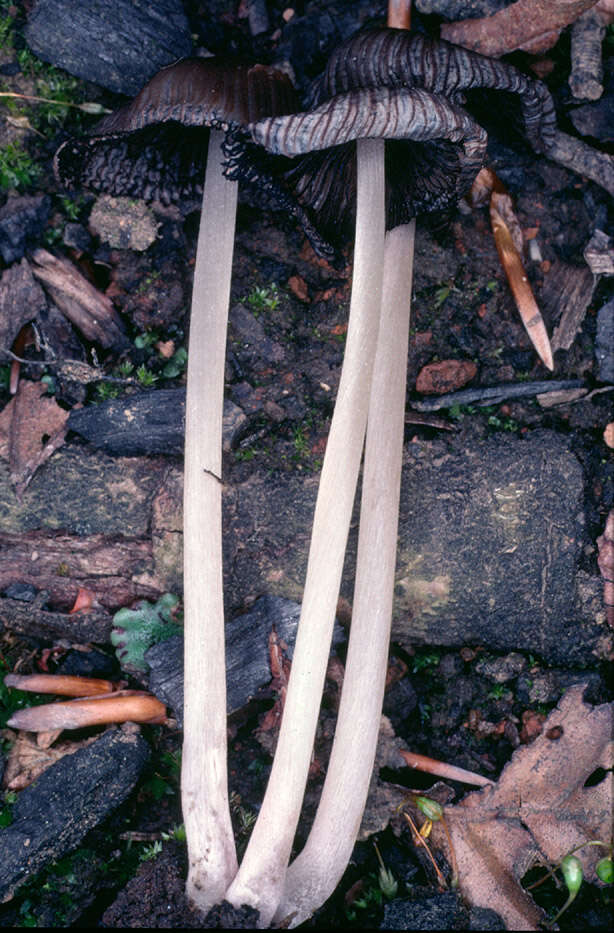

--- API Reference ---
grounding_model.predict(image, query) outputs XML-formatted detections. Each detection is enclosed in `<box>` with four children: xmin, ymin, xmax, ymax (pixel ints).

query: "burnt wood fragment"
<box><xmin>146</xmin><ymin>595</ymin><xmax>346</xmax><ymax>726</ymax></box>
<box><xmin>25</xmin><ymin>0</ymin><xmax>193</xmax><ymax>96</ymax></box>
<box><xmin>0</xmin><ymin>195</ymin><xmax>50</xmax><ymax>265</ymax></box>
<box><xmin>68</xmin><ymin>389</ymin><xmax>247</xmax><ymax>457</ymax></box>
<box><xmin>0</xmin><ymin>727</ymin><xmax>150</xmax><ymax>903</ymax></box>
<box><xmin>0</xmin><ymin>595</ymin><xmax>114</xmax><ymax>644</ymax></box>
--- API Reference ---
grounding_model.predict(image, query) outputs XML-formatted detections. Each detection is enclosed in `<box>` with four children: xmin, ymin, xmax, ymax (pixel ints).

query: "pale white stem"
<box><xmin>274</xmin><ymin>221</ymin><xmax>415</xmax><ymax>928</ymax></box>
<box><xmin>182</xmin><ymin>129</ymin><xmax>239</xmax><ymax>911</ymax></box>
<box><xmin>225</xmin><ymin>137</ymin><xmax>386</xmax><ymax>926</ymax></box>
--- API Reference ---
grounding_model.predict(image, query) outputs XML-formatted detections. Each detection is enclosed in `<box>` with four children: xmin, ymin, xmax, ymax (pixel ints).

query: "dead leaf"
<box><xmin>441</xmin><ymin>0</ymin><xmax>599</xmax><ymax>56</ymax></box>
<box><xmin>432</xmin><ymin>685</ymin><xmax>613</xmax><ymax>930</ymax></box>
<box><xmin>468</xmin><ymin>168</ymin><xmax>554</xmax><ymax>371</ymax></box>
<box><xmin>2</xmin><ymin>730</ymin><xmax>99</xmax><ymax>791</ymax></box>
<box><xmin>0</xmin><ymin>380</ymin><xmax>68</xmax><ymax>496</ymax></box>
<box><xmin>256</xmin><ymin>626</ymin><xmax>292</xmax><ymax>744</ymax></box>
<box><xmin>597</xmin><ymin>510</ymin><xmax>614</xmax><ymax>627</ymax></box>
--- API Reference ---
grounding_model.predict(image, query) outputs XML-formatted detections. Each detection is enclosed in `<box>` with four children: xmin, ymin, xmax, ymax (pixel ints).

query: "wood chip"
<box><xmin>30</xmin><ymin>248</ymin><xmax>126</xmax><ymax>348</ymax></box>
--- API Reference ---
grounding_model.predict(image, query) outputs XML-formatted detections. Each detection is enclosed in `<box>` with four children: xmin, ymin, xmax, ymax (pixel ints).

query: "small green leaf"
<box><xmin>596</xmin><ymin>857</ymin><xmax>614</xmax><ymax>885</ymax></box>
<box><xmin>416</xmin><ymin>797</ymin><xmax>443</xmax><ymax>821</ymax></box>
<box><xmin>560</xmin><ymin>854</ymin><xmax>583</xmax><ymax>897</ymax></box>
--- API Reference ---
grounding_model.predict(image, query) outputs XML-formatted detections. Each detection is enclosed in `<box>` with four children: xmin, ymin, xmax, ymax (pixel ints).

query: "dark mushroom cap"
<box><xmin>224</xmin><ymin>88</ymin><xmax>487</xmax><ymax>262</ymax></box>
<box><xmin>224</xmin><ymin>27</ymin><xmax>556</xmax><ymax>261</ymax></box>
<box><xmin>307</xmin><ymin>28</ymin><xmax>556</xmax><ymax>154</ymax></box>
<box><xmin>242</xmin><ymin>85</ymin><xmax>486</xmax><ymax>224</ymax></box>
<box><xmin>54</xmin><ymin>58</ymin><xmax>297</xmax><ymax>206</ymax></box>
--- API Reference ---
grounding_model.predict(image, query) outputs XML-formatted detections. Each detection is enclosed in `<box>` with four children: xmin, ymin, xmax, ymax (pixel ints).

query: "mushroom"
<box><xmin>223</xmin><ymin>25</ymin><xmax>558</xmax><ymax>926</ymax></box>
<box><xmin>55</xmin><ymin>57</ymin><xmax>295</xmax><ymax>911</ymax></box>
<box><xmin>224</xmin><ymin>53</ymin><xmax>487</xmax><ymax>933</ymax></box>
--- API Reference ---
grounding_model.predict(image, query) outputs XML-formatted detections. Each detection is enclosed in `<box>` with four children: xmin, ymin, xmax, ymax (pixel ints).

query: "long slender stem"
<box><xmin>273</xmin><ymin>221</ymin><xmax>415</xmax><ymax>928</ymax></box>
<box><xmin>182</xmin><ymin>129</ymin><xmax>239</xmax><ymax>911</ymax></box>
<box><xmin>225</xmin><ymin>137</ymin><xmax>386</xmax><ymax>927</ymax></box>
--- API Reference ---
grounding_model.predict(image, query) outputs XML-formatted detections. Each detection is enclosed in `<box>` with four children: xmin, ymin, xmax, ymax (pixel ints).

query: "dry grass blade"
<box><xmin>399</xmin><ymin>749</ymin><xmax>494</xmax><ymax>787</ymax></box>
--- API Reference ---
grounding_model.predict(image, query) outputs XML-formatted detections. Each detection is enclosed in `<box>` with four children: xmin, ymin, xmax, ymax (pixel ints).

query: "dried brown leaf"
<box><xmin>432</xmin><ymin>685</ymin><xmax>613</xmax><ymax>930</ymax></box>
<box><xmin>0</xmin><ymin>380</ymin><xmax>68</xmax><ymax>496</ymax></box>
<box><xmin>2</xmin><ymin>731</ymin><xmax>99</xmax><ymax>791</ymax></box>
<box><xmin>489</xmin><ymin>193</ymin><xmax>554</xmax><ymax>371</ymax></box>
<box><xmin>441</xmin><ymin>0</ymin><xmax>600</xmax><ymax>56</ymax></box>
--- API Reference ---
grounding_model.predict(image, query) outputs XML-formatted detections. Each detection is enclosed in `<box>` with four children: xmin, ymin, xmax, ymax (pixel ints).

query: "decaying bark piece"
<box><xmin>570</xmin><ymin>8</ymin><xmax>607</xmax><ymax>98</ymax></box>
<box><xmin>434</xmin><ymin>685</ymin><xmax>613</xmax><ymax>930</ymax></box>
<box><xmin>540</xmin><ymin>259</ymin><xmax>596</xmax><ymax>352</ymax></box>
<box><xmin>0</xmin><ymin>595</ymin><xmax>115</xmax><ymax>643</ymax></box>
<box><xmin>584</xmin><ymin>229</ymin><xmax>614</xmax><ymax>275</ymax></box>
<box><xmin>0</xmin><ymin>260</ymin><xmax>47</xmax><ymax>352</ymax></box>
<box><xmin>441</xmin><ymin>0</ymin><xmax>601</xmax><ymax>56</ymax></box>
<box><xmin>0</xmin><ymin>530</ymin><xmax>159</xmax><ymax>611</ymax></box>
<box><xmin>30</xmin><ymin>248</ymin><xmax>126</xmax><ymax>349</ymax></box>
<box><xmin>546</xmin><ymin>129</ymin><xmax>614</xmax><ymax>197</ymax></box>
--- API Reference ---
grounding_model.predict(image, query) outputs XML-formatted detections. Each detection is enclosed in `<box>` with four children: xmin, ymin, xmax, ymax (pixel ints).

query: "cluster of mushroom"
<box><xmin>54</xmin><ymin>25</ymin><xmax>559</xmax><ymax>928</ymax></box>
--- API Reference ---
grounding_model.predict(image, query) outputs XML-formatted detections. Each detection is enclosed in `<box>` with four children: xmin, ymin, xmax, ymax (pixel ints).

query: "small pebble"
<box><xmin>475</xmin><ymin>651</ymin><xmax>528</xmax><ymax>683</ymax></box>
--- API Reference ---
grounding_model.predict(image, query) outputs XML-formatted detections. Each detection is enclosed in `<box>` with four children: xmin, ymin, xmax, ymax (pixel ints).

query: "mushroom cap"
<box><xmin>224</xmin><ymin>27</ymin><xmax>556</xmax><ymax>260</ymax></box>
<box><xmin>307</xmin><ymin>28</ymin><xmax>556</xmax><ymax>155</ymax></box>
<box><xmin>224</xmin><ymin>84</ymin><xmax>487</xmax><ymax>258</ymax></box>
<box><xmin>54</xmin><ymin>57</ymin><xmax>297</xmax><ymax>205</ymax></box>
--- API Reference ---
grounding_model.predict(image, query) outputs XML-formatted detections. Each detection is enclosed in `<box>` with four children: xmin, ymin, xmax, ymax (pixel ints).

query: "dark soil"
<box><xmin>0</xmin><ymin>0</ymin><xmax>612</xmax><ymax>929</ymax></box>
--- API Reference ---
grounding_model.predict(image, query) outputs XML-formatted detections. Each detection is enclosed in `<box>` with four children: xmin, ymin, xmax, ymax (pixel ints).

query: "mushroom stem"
<box><xmin>225</xmin><ymin>137</ymin><xmax>386</xmax><ymax>926</ymax></box>
<box><xmin>273</xmin><ymin>220</ymin><xmax>415</xmax><ymax>928</ymax></box>
<box><xmin>182</xmin><ymin>128</ymin><xmax>239</xmax><ymax>910</ymax></box>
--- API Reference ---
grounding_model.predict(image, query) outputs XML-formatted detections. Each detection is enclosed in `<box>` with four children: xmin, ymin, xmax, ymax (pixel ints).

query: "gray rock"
<box><xmin>475</xmin><ymin>652</ymin><xmax>528</xmax><ymax>683</ymax></box>
<box><xmin>0</xmin><ymin>727</ymin><xmax>150</xmax><ymax>902</ymax></box>
<box><xmin>25</xmin><ymin>0</ymin><xmax>192</xmax><ymax>96</ymax></box>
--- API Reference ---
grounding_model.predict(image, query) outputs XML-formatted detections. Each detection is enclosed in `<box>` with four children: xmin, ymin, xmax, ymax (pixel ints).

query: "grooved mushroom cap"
<box><xmin>307</xmin><ymin>28</ymin><xmax>556</xmax><ymax>154</ymax></box>
<box><xmin>54</xmin><ymin>57</ymin><xmax>297</xmax><ymax>206</ymax></box>
<box><xmin>224</xmin><ymin>27</ymin><xmax>557</xmax><ymax>261</ymax></box>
